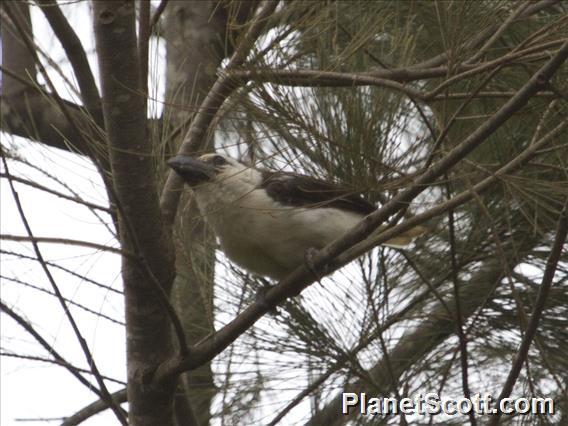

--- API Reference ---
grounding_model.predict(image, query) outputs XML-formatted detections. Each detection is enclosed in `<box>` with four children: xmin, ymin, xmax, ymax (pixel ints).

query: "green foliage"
<box><xmin>213</xmin><ymin>1</ymin><xmax>567</xmax><ymax>424</ymax></box>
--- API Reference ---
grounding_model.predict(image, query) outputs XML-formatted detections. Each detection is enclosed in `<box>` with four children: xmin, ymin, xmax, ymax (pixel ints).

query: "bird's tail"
<box><xmin>339</xmin><ymin>224</ymin><xmax>426</xmax><ymax>263</ymax></box>
<box><xmin>374</xmin><ymin>224</ymin><xmax>427</xmax><ymax>249</ymax></box>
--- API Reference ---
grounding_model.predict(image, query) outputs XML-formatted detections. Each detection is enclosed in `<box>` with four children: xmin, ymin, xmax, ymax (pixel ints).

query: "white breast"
<box><xmin>193</xmin><ymin>180</ymin><xmax>363</xmax><ymax>280</ymax></box>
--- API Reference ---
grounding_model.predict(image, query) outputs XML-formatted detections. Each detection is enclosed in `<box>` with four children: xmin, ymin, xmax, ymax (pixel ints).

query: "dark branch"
<box><xmin>0</xmin><ymin>352</ymin><xmax>125</xmax><ymax>385</ymax></box>
<box><xmin>1</xmin><ymin>234</ymin><xmax>127</xmax><ymax>256</ymax></box>
<box><xmin>159</xmin><ymin>0</ymin><xmax>280</xmax><ymax>224</ymax></box>
<box><xmin>36</xmin><ymin>0</ymin><xmax>103</xmax><ymax>124</ymax></box>
<box><xmin>488</xmin><ymin>199</ymin><xmax>568</xmax><ymax>425</ymax></box>
<box><xmin>0</xmin><ymin>172</ymin><xmax>112</xmax><ymax>213</ymax></box>
<box><xmin>61</xmin><ymin>389</ymin><xmax>128</xmax><ymax>426</ymax></box>
<box><xmin>1</xmin><ymin>274</ymin><xmax>124</xmax><ymax>325</ymax></box>
<box><xmin>150</xmin><ymin>0</ymin><xmax>169</xmax><ymax>34</ymax></box>
<box><xmin>153</xmin><ymin>42</ymin><xmax>568</xmax><ymax>384</ymax></box>
<box><xmin>1</xmin><ymin>249</ymin><xmax>122</xmax><ymax>295</ymax></box>
<box><xmin>1</xmin><ymin>152</ymin><xmax>128</xmax><ymax>425</ymax></box>
<box><xmin>0</xmin><ymin>299</ymin><xmax>107</xmax><ymax>400</ymax></box>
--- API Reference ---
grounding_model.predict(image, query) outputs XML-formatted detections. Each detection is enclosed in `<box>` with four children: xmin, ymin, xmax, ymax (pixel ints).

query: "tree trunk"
<box><xmin>93</xmin><ymin>2</ymin><xmax>176</xmax><ymax>424</ymax></box>
<box><xmin>163</xmin><ymin>2</ymin><xmax>255</xmax><ymax>424</ymax></box>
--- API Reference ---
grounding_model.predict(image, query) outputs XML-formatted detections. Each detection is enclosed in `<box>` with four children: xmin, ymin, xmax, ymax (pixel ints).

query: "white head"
<box><xmin>168</xmin><ymin>153</ymin><xmax>262</xmax><ymax>209</ymax></box>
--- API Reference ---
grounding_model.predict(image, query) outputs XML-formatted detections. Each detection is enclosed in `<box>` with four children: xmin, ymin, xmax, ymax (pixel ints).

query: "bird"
<box><xmin>168</xmin><ymin>153</ymin><xmax>424</xmax><ymax>280</ymax></box>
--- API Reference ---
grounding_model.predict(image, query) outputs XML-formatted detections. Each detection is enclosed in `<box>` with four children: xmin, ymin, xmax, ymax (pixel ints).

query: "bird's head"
<box><xmin>168</xmin><ymin>153</ymin><xmax>263</xmax><ymax>210</ymax></box>
<box><xmin>168</xmin><ymin>153</ymin><xmax>248</xmax><ymax>187</ymax></box>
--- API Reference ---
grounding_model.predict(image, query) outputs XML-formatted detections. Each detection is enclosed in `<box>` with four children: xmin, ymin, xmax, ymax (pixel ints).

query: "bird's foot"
<box><xmin>304</xmin><ymin>247</ymin><xmax>324</xmax><ymax>283</ymax></box>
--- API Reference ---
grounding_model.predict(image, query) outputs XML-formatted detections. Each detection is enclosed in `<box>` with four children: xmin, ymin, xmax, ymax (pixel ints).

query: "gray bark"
<box><xmin>163</xmin><ymin>2</ymin><xmax>257</xmax><ymax>424</ymax></box>
<box><xmin>93</xmin><ymin>2</ymin><xmax>176</xmax><ymax>424</ymax></box>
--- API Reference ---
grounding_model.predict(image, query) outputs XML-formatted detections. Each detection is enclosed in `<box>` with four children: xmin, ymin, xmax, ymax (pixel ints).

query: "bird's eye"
<box><xmin>212</xmin><ymin>155</ymin><xmax>227</xmax><ymax>166</ymax></box>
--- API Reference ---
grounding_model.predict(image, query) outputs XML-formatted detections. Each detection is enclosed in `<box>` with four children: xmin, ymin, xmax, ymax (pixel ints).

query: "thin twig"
<box><xmin>0</xmin><ymin>173</ymin><xmax>112</xmax><ymax>213</ymax></box>
<box><xmin>153</xmin><ymin>44</ymin><xmax>568</xmax><ymax>383</ymax></box>
<box><xmin>445</xmin><ymin>178</ymin><xmax>476</xmax><ymax>426</ymax></box>
<box><xmin>0</xmin><ymin>352</ymin><xmax>125</xmax><ymax>385</ymax></box>
<box><xmin>467</xmin><ymin>1</ymin><xmax>533</xmax><ymax>64</ymax></box>
<box><xmin>150</xmin><ymin>0</ymin><xmax>168</xmax><ymax>34</ymax></box>
<box><xmin>268</xmin><ymin>249</ymin><xmax>484</xmax><ymax>425</ymax></box>
<box><xmin>0</xmin><ymin>300</ymin><xmax>113</xmax><ymax>402</ymax></box>
<box><xmin>160</xmin><ymin>0</ymin><xmax>280</xmax><ymax>223</ymax></box>
<box><xmin>407</xmin><ymin>0</ymin><xmax>560</xmax><ymax>69</ymax></box>
<box><xmin>35</xmin><ymin>0</ymin><xmax>102</xmax><ymax>123</ymax></box>
<box><xmin>138</xmin><ymin>0</ymin><xmax>150</xmax><ymax>107</ymax></box>
<box><xmin>363</xmin><ymin>271</ymin><xmax>409</xmax><ymax>425</ymax></box>
<box><xmin>1</xmin><ymin>275</ymin><xmax>124</xmax><ymax>325</ymax></box>
<box><xmin>488</xmin><ymin>199</ymin><xmax>567</xmax><ymax>425</ymax></box>
<box><xmin>61</xmin><ymin>389</ymin><xmax>128</xmax><ymax>426</ymax></box>
<box><xmin>230</xmin><ymin>69</ymin><xmax>428</xmax><ymax>99</ymax></box>
<box><xmin>334</xmin><ymin>119</ymin><xmax>566</xmax><ymax>266</ymax></box>
<box><xmin>1</xmin><ymin>249</ymin><xmax>122</xmax><ymax>294</ymax></box>
<box><xmin>426</xmin><ymin>39</ymin><xmax>564</xmax><ymax>100</ymax></box>
<box><xmin>1</xmin><ymin>153</ymin><xmax>128</xmax><ymax>425</ymax></box>
<box><xmin>2</xmin><ymin>153</ymin><xmax>117</xmax><ymax>238</ymax></box>
<box><xmin>1</xmin><ymin>234</ymin><xmax>128</xmax><ymax>257</ymax></box>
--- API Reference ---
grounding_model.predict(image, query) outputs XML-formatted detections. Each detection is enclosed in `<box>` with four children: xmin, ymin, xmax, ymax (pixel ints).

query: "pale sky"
<box><xmin>2</xmin><ymin>3</ymin><xmax>127</xmax><ymax>424</ymax></box>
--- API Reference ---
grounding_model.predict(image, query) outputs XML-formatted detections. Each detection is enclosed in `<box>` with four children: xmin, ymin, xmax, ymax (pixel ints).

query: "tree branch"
<box><xmin>0</xmin><ymin>352</ymin><xmax>125</xmax><ymax>385</ymax></box>
<box><xmin>0</xmin><ymin>172</ymin><xmax>111</xmax><ymax>213</ymax></box>
<box><xmin>488</xmin><ymin>199</ymin><xmax>568</xmax><ymax>425</ymax></box>
<box><xmin>229</xmin><ymin>69</ymin><xmax>428</xmax><ymax>98</ymax></box>
<box><xmin>2</xmin><ymin>2</ymin><xmax>105</xmax><ymax>161</ymax></box>
<box><xmin>407</xmin><ymin>0</ymin><xmax>560</xmax><ymax>69</ymax></box>
<box><xmin>446</xmin><ymin>179</ymin><xmax>476</xmax><ymax>426</ymax></box>
<box><xmin>0</xmin><ymin>2</ymin><xmax>91</xmax><ymax>154</ymax></box>
<box><xmin>1</xmin><ymin>152</ymin><xmax>128</xmax><ymax>425</ymax></box>
<box><xmin>153</xmin><ymin>42</ymin><xmax>568</xmax><ymax>384</ymax></box>
<box><xmin>150</xmin><ymin>0</ymin><xmax>169</xmax><ymax>34</ymax></box>
<box><xmin>0</xmin><ymin>300</ymin><xmax>106</xmax><ymax>398</ymax></box>
<box><xmin>1</xmin><ymin>249</ymin><xmax>122</xmax><ymax>295</ymax></box>
<box><xmin>1</xmin><ymin>274</ymin><xmax>124</xmax><ymax>325</ymax></box>
<box><xmin>465</xmin><ymin>0</ymin><xmax>533</xmax><ymax>64</ymax></box>
<box><xmin>227</xmin><ymin>38</ymin><xmax>563</xmax><ymax>100</ymax></box>
<box><xmin>61</xmin><ymin>389</ymin><xmax>128</xmax><ymax>426</ymax></box>
<box><xmin>159</xmin><ymin>0</ymin><xmax>279</xmax><ymax>224</ymax></box>
<box><xmin>1</xmin><ymin>234</ymin><xmax>128</xmax><ymax>257</ymax></box>
<box><xmin>93</xmin><ymin>2</ymin><xmax>184</xmax><ymax>422</ymax></box>
<box><xmin>35</xmin><ymin>0</ymin><xmax>103</xmax><ymax>124</ymax></box>
<box><xmin>0</xmin><ymin>1</ymin><xmax>35</xmax><ymax>96</ymax></box>
<box><xmin>333</xmin><ymin>119</ymin><xmax>566</xmax><ymax>267</ymax></box>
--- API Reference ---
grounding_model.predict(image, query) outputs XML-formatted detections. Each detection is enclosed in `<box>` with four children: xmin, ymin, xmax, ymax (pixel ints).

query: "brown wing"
<box><xmin>260</xmin><ymin>171</ymin><xmax>376</xmax><ymax>216</ymax></box>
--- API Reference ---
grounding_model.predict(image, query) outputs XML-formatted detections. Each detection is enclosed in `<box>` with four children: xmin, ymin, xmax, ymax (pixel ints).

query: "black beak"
<box><xmin>168</xmin><ymin>155</ymin><xmax>216</xmax><ymax>186</ymax></box>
